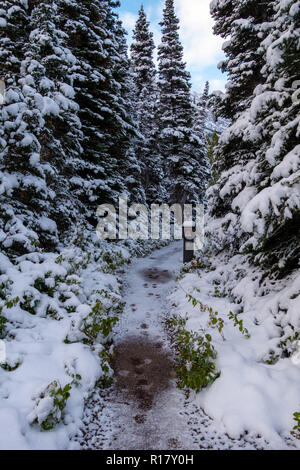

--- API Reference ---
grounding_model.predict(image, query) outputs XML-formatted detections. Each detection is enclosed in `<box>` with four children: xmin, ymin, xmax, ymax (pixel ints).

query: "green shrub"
<box><xmin>292</xmin><ymin>412</ymin><xmax>300</xmax><ymax>439</ymax></box>
<box><xmin>0</xmin><ymin>314</ymin><xmax>7</xmax><ymax>337</ymax></box>
<box><xmin>166</xmin><ymin>315</ymin><xmax>220</xmax><ymax>393</ymax></box>
<box><xmin>81</xmin><ymin>299</ymin><xmax>119</xmax><ymax>343</ymax></box>
<box><xmin>32</xmin><ymin>380</ymin><xmax>72</xmax><ymax>431</ymax></box>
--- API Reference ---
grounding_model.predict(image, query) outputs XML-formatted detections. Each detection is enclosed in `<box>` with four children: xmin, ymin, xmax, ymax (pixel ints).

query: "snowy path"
<box><xmin>75</xmin><ymin>242</ymin><xmax>275</xmax><ymax>450</ymax></box>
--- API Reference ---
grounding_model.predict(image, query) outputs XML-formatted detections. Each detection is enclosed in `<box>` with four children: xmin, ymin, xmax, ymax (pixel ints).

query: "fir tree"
<box><xmin>0</xmin><ymin>0</ymin><xmax>84</xmax><ymax>254</ymax></box>
<box><xmin>208</xmin><ymin>0</ymin><xmax>300</xmax><ymax>275</ymax></box>
<box><xmin>157</xmin><ymin>0</ymin><xmax>208</xmax><ymax>205</ymax></box>
<box><xmin>206</xmin><ymin>130</ymin><xmax>219</xmax><ymax>185</ymax></box>
<box><xmin>198</xmin><ymin>81</ymin><xmax>210</xmax><ymax>131</ymax></box>
<box><xmin>58</xmin><ymin>0</ymin><xmax>144</xmax><ymax>221</ymax></box>
<box><xmin>0</xmin><ymin>0</ymin><xmax>49</xmax><ymax>254</ymax></box>
<box><xmin>130</xmin><ymin>5</ymin><xmax>163</xmax><ymax>204</ymax></box>
<box><xmin>210</xmin><ymin>0</ymin><xmax>275</xmax><ymax>121</ymax></box>
<box><xmin>23</xmin><ymin>0</ymin><xmax>84</xmax><ymax>237</ymax></box>
<box><xmin>208</xmin><ymin>0</ymin><xmax>277</xmax><ymax>224</ymax></box>
<box><xmin>193</xmin><ymin>81</ymin><xmax>210</xmax><ymax>146</ymax></box>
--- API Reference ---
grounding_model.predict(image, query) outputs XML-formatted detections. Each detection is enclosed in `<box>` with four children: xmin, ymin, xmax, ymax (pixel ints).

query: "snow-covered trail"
<box><xmin>79</xmin><ymin>241</ymin><xmax>196</xmax><ymax>450</ymax></box>
<box><xmin>106</xmin><ymin>241</ymin><xmax>194</xmax><ymax>450</ymax></box>
<box><xmin>75</xmin><ymin>242</ymin><xmax>273</xmax><ymax>450</ymax></box>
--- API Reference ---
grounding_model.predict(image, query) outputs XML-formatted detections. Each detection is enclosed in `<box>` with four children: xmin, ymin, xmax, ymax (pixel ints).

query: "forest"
<box><xmin>0</xmin><ymin>0</ymin><xmax>299</xmax><ymax>451</ymax></box>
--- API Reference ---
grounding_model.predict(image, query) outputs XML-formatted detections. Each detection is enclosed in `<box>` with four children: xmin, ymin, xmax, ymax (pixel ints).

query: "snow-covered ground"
<box><xmin>169</xmin><ymin>252</ymin><xmax>300</xmax><ymax>450</ymax></box>
<box><xmin>1</xmin><ymin>241</ymin><xmax>299</xmax><ymax>449</ymax></box>
<box><xmin>75</xmin><ymin>242</ymin><xmax>299</xmax><ymax>450</ymax></box>
<box><xmin>0</xmin><ymin>241</ymin><xmax>127</xmax><ymax>450</ymax></box>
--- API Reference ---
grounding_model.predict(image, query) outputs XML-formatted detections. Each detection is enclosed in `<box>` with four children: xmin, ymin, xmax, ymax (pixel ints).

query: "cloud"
<box><xmin>119</xmin><ymin>11</ymin><xmax>138</xmax><ymax>32</ymax></box>
<box><xmin>120</xmin><ymin>8</ymin><xmax>161</xmax><ymax>62</ymax></box>
<box><xmin>175</xmin><ymin>0</ymin><xmax>224</xmax><ymax>68</ymax></box>
<box><xmin>119</xmin><ymin>1</ymin><xmax>226</xmax><ymax>91</ymax></box>
<box><xmin>192</xmin><ymin>74</ymin><xmax>226</xmax><ymax>93</ymax></box>
<box><xmin>210</xmin><ymin>78</ymin><xmax>227</xmax><ymax>91</ymax></box>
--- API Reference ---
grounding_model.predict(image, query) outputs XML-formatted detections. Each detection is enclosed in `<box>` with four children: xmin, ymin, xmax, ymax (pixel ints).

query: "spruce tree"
<box><xmin>206</xmin><ymin>130</ymin><xmax>219</xmax><ymax>184</ymax></box>
<box><xmin>208</xmin><ymin>0</ymin><xmax>300</xmax><ymax>275</ymax></box>
<box><xmin>22</xmin><ymin>0</ymin><xmax>84</xmax><ymax>237</ymax></box>
<box><xmin>0</xmin><ymin>0</ymin><xmax>50</xmax><ymax>254</ymax></box>
<box><xmin>208</xmin><ymin>0</ymin><xmax>277</xmax><ymax>226</ymax></box>
<box><xmin>157</xmin><ymin>0</ymin><xmax>208</xmax><ymax>206</ymax></box>
<box><xmin>193</xmin><ymin>81</ymin><xmax>210</xmax><ymax>146</ymax></box>
<box><xmin>198</xmin><ymin>81</ymin><xmax>210</xmax><ymax>131</ymax></box>
<box><xmin>59</xmin><ymin>0</ymin><xmax>144</xmax><ymax>221</ymax></box>
<box><xmin>130</xmin><ymin>5</ymin><xmax>163</xmax><ymax>204</ymax></box>
<box><xmin>0</xmin><ymin>0</ymin><xmax>84</xmax><ymax>254</ymax></box>
<box><xmin>235</xmin><ymin>0</ymin><xmax>300</xmax><ymax>274</ymax></box>
<box><xmin>211</xmin><ymin>0</ymin><xmax>275</xmax><ymax>121</ymax></box>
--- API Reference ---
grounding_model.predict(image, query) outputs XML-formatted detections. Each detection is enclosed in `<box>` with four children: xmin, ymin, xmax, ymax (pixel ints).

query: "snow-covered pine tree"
<box><xmin>207</xmin><ymin>0</ymin><xmax>300</xmax><ymax>275</ymax></box>
<box><xmin>157</xmin><ymin>0</ymin><xmax>208</xmax><ymax>206</ymax></box>
<box><xmin>206</xmin><ymin>129</ymin><xmax>219</xmax><ymax>184</ymax></box>
<box><xmin>109</xmin><ymin>1</ymin><xmax>146</xmax><ymax>205</ymax></box>
<box><xmin>211</xmin><ymin>0</ymin><xmax>275</xmax><ymax>122</ymax></box>
<box><xmin>0</xmin><ymin>0</ymin><xmax>52</xmax><ymax>254</ymax></box>
<box><xmin>59</xmin><ymin>0</ymin><xmax>144</xmax><ymax>222</ymax></box>
<box><xmin>130</xmin><ymin>5</ymin><xmax>164</xmax><ymax>205</ymax></box>
<box><xmin>234</xmin><ymin>0</ymin><xmax>300</xmax><ymax>274</ymax></box>
<box><xmin>0</xmin><ymin>0</ymin><xmax>84</xmax><ymax>255</ymax></box>
<box><xmin>130</xmin><ymin>5</ymin><xmax>156</xmax><ymax>98</ymax></box>
<box><xmin>198</xmin><ymin>81</ymin><xmax>210</xmax><ymax>132</ymax></box>
<box><xmin>207</xmin><ymin>0</ymin><xmax>276</xmax><ymax>223</ymax></box>
<box><xmin>23</xmin><ymin>0</ymin><xmax>84</xmax><ymax>239</ymax></box>
<box><xmin>192</xmin><ymin>81</ymin><xmax>210</xmax><ymax>148</ymax></box>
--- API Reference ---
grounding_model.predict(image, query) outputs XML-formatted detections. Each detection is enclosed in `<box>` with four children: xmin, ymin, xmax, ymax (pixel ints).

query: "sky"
<box><xmin>118</xmin><ymin>0</ymin><xmax>227</xmax><ymax>94</ymax></box>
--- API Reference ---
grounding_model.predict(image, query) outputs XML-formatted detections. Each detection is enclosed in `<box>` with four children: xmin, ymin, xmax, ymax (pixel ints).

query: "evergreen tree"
<box><xmin>59</xmin><ymin>0</ymin><xmax>144</xmax><ymax>221</ymax></box>
<box><xmin>198</xmin><ymin>81</ymin><xmax>210</xmax><ymax>131</ymax></box>
<box><xmin>206</xmin><ymin>129</ymin><xmax>219</xmax><ymax>184</ymax></box>
<box><xmin>193</xmin><ymin>81</ymin><xmax>210</xmax><ymax>146</ymax></box>
<box><xmin>0</xmin><ymin>0</ymin><xmax>84</xmax><ymax>254</ymax></box>
<box><xmin>0</xmin><ymin>0</ymin><xmax>51</xmax><ymax>254</ymax></box>
<box><xmin>130</xmin><ymin>5</ymin><xmax>163</xmax><ymax>204</ymax></box>
<box><xmin>211</xmin><ymin>0</ymin><xmax>275</xmax><ymax>121</ymax></box>
<box><xmin>208</xmin><ymin>0</ymin><xmax>300</xmax><ymax>275</ymax></box>
<box><xmin>157</xmin><ymin>0</ymin><xmax>208</xmax><ymax>206</ymax></box>
<box><xmin>131</xmin><ymin>5</ymin><xmax>156</xmax><ymax>97</ymax></box>
<box><xmin>23</xmin><ymin>0</ymin><xmax>84</xmax><ymax>237</ymax></box>
<box><xmin>208</xmin><ymin>0</ymin><xmax>277</xmax><ymax>225</ymax></box>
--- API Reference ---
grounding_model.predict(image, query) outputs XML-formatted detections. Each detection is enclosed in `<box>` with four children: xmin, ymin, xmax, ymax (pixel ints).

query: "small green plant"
<box><xmin>101</xmin><ymin>251</ymin><xmax>129</xmax><ymax>273</ymax></box>
<box><xmin>208</xmin><ymin>308</ymin><xmax>225</xmax><ymax>341</ymax></box>
<box><xmin>4</xmin><ymin>296</ymin><xmax>19</xmax><ymax>309</ymax></box>
<box><xmin>182</xmin><ymin>285</ymin><xmax>251</xmax><ymax>340</ymax></box>
<box><xmin>279</xmin><ymin>329</ymin><xmax>300</xmax><ymax>357</ymax></box>
<box><xmin>213</xmin><ymin>287</ymin><xmax>224</xmax><ymax>298</ymax></box>
<box><xmin>32</xmin><ymin>380</ymin><xmax>72</xmax><ymax>431</ymax></box>
<box><xmin>264</xmin><ymin>350</ymin><xmax>279</xmax><ymax>365</ymax></box>
<box><xmin>1</xmin><ymin>361</ymin><xmax>20</xmax><ymax>371</ymax></box>
<box><xmin>65</xmin><ymin>366</ymin><xmax>82</xmax><ymax>387</ymax></box>
<box><xmin>34</xmin><ymin>274</ymin><xmax>54</xmax><ymax>297</ymax></box>
<box><xmin>166</xmin><ymin>315</ymin><xmax>220</xmax><ymax>393</ymax></box>
<box><xmin>228</xmin><ymin>311</ymin><xmax>251</xmax><ymax>339</ymax></box>
<box><xmin>81</xmin><ymin>300</ymin><xmax>119</xmax><ymax>343</ymax></box>
<box><xmin>98</xmin><ymin>348</ymin><xmax>115</xmax><ymax>388</ymax></box>
<box><xmin>292</xmin><ymin>412</ymin><xmax>300</xmax><ymax>439</ymax></box>
<box><xmin>20</xmin><ymin>292</ymin><xmax>39</xmax><ymax>315</ymax></box>
<box><xmin>0</xmin><ymin>297</ymin><xmax>19</xmax><ymax>337</ymax></box>
<box><xmin>0</xmin><ymin>313</ymin><xmax>7</xmax><ymax>336</ymax></box>
<box><xmin>185</xmin><ymin>290</ymin><xmax>225</xmax><ymax>340</ymax></box>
